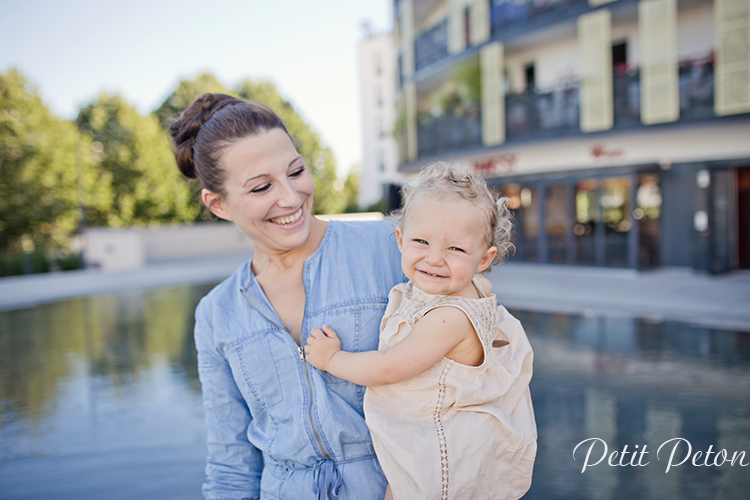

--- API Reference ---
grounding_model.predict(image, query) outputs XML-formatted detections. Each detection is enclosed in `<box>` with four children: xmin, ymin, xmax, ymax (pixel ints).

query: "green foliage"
<box><xmin>76</xmin><ymin>93</ymin><xmax>199</xmax><ymax>227</ymax></box>
<box><xmin>0</xmin><ymin>69</ymin><xmax>101</xmax><ymax>253</ymax></box>
<box><xmin>341</xmin><ymin>168</ymin><xmax>360</xmax><ymax>213</ymax></box>
<box><xmin>154</xmin><ymin>74</ymin><xmax>347</xmax><ymax>215</ymax></box>
<box><xmin>451</xmin><ymin>57</ymin><xmax>481</xmax><ymax>106</ymax></box>
<box><xmin>153</xmin><ymin>73</ymin><xmax>232</xmax><ymax>128</ymax></box>
<box><xmin>418</xmin><ymin>56</ymin><xmax>481</xmax><ymax>123</ymax></box>
<box><xmin>0</xmin><ymin>68</ymin><xmax>355</xmax><ymax>275</ymax></box>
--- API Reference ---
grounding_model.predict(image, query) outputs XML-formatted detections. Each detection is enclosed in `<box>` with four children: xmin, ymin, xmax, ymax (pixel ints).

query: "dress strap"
<box><xmin>472</xmin><ymin>275</ymin><xmax>488</xmax><ymax>298</ymax></box>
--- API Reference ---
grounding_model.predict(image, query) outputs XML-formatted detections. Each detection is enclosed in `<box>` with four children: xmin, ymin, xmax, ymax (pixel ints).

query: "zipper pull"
<box><xmin>299</xmin><ymin>345</ymin><xmax>305</xmax><ymax>362</ymax></box>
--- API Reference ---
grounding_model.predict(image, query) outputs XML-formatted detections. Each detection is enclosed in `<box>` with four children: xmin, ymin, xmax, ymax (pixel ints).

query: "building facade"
<box><xmin>393</xmin><ymin>0</ymin><xmax>750</xmax><ymax>272</ymax></box>
<box><xmin>358</xmin><ymin>31</ymin><xmax>407</xmax><ymax>209</ymax></box>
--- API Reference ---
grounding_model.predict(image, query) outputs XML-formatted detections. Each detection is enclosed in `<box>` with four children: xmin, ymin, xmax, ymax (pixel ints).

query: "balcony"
<box><xmin>417</xmin><ymin>108</ymin><xmax>482</xmax><ymax>157</ymax></box>
<box><xmin>506</xmin><ymin>83</ymin><xmax>580</xmax><ymax>141</ymax></box>
<box><xmin>397</xmin><ymin>53</ymin><xmax>404</xmax><ymax>90</ymax></box>
<box><xmin>415</xmin><ymin>20</ymin><xmax>449</xmax><ymax>72</ymax></box>
<box><xmin>409</xmin><ymin>54</ymin><xmax>719</xmax><ymax>163</ymax></box>
<box><xmin>613</xmin><ymin>64</ymin><xmax>640</xmax><ymax>129</ymax></box>
<box><xmin>611</xmin><ymin>53</ymin><xmax>716</xmax><ymax>128</ymax></box>
<box><xmin>678</xmin><ymin>53</ymin><xmax>714</xmax><ymax>121</ymax></box>
<box><xmin>490</xmin><ymin>0</ymin><xmax>590</xmax><ymax>39</ymax></box>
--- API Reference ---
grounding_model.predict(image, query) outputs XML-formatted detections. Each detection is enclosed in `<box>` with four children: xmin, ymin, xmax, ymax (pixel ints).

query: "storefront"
<box><xmin>492</xmin><ymin>165</ymin><xmax>661</xmax><ymax>269</ymax></box>
<box><xmin>489</xmin><ymin>160</ymin><xmax>749</xmax><ymax>272</ymax></box>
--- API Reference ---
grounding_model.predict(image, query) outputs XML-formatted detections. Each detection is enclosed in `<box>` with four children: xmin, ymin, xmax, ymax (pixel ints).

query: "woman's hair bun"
<box><xmin>170</xmin><ymin>93</ymin><xmax>240</xmax><ymax>179</ymax></box>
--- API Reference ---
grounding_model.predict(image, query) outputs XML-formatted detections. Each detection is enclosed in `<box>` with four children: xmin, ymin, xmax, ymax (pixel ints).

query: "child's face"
<box><xmin>396</xmin><ymin>193</ymin><xmax>497</xmax><ymax>296</ymax></box>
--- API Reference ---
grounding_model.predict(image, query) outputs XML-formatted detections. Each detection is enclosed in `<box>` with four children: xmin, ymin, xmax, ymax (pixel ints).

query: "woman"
<box><xmin>171</xmin><ymin>93</ymin><xmax>405</xmax><ymax>500</ymax></box>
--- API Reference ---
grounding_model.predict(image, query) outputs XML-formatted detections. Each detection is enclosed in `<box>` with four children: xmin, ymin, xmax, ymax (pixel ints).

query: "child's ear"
<box><xmin>478</xmin><ymin>246</ymin><xmax>498</xmax><ymax>272</ymax></box>
<box><xmin>395</xmin><ymin>225</ymin><xmax>404</xmax><ymax>251</ymax></box>
<box><xmin>201</xmin><ymin>189</ymin><xmax>233</xmax><ymax>221</ymax></box>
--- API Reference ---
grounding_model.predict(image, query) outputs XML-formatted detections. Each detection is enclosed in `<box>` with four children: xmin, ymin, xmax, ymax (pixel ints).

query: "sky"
<box><xmin>0</xmin><ymin>0</ymin><xmax>392</xmax><ymax>176</ymax></box>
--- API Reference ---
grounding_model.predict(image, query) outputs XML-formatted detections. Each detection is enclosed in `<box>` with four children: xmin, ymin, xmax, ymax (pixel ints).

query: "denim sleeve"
<box><xmin>195</xmin><ymin>301</ymin><xmax>263</xmax><ymax>500</ymax></box>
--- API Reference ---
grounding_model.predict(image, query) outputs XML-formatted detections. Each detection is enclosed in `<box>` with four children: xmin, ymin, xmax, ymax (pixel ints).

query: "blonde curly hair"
<box><xmin>392</xmin><ymin>162</ymin><xmax>515</xmax><ymax>267</ymax></box>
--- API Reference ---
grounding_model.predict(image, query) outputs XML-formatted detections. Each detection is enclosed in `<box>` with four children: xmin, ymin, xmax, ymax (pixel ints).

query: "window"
<box><xmin>524</xmin><ymin>63</ymin><xmax>535</xmax><ymax>92</ymax></box>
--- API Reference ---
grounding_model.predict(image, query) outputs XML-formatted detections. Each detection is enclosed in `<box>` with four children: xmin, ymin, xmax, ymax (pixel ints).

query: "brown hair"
<box><xmin>170</xmin><ymin>93</ymin><xmax>289</xmax><ymax>196</ymax></box>
<box><xmin>393</xmin><ymin>162</ymin><xmax>515</xmax><ymax>267</ymax></box>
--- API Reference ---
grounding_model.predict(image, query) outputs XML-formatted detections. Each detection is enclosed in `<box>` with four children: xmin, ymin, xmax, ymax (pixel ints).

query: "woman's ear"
<box><xmin>395</xmin><ymin>225</ymin><xmax>404</xmax><ymax>251</ymax></box>
<box><xmin>478</xmin><ymin>246</ymin><xmax>498</xmax><ymax>272</ymax></box>
<box><xmin>201</xmin><ymin>189</ymin><xmax>233</xmax><ymax>221</ymax></box>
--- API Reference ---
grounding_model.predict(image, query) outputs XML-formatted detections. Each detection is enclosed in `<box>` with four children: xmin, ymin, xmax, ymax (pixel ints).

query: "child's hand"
<box><xmin>305</xmin><ymin>325</ymin><xmax>341</xmax><ymax>371</ymax></box>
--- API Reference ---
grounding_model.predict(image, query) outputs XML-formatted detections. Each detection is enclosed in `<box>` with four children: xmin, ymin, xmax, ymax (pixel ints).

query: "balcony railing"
<box><xmin>409</xmin><ymin>55</ymin><xmax>719</xmax><ymax>162</ymax></box>
<box><xmin>490</xmin><ymin>0</ymin><xmax>589</xmax><ymax>38</ymax></box>
<box><xmin>417</xmin><ymin>108</ymin><xmax>482</xmax><ymax>157</ymax></box>
<box><xmin>611</xmin><ymin>54</ymin><xmax>716</xmax><ymax>127</ymax></box>
<box><xmin>613</xmin><ymin>65</ymin><xmax>640</xmax><ymax>128</ymax></box>
<box><xmin>506</xmin><ymin>84</ymin><xmax>580</xmax><ymax>141</ymax></box>
<box><xmin>397</xmin><ymin>53</ymin><xmax>404</xmax><ymax>90</ymax></box>
<box><xmin>415</xmin><ymin>20</ymin><xmax>449</xmax><ymax>72</ymax></box>
<box><xmin>679</xmin><ymin>53</ymin><xmax>714</xmax><ymax>121</ymax></box>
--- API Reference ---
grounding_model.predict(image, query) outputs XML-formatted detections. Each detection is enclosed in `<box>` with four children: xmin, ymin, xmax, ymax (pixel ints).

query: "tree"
<box><xmin>0</xmin><ymin>69</ymin><xmax>102</xmax><ymax>253</ymax></box>
<box><xmin>76</xmin><ymin>93</ymin><xmax>199</xmax><ymax>227</ymax></box>
<box><xmin>153</xmin><ymin>73</ymin><xmax>232</xmax><ymax>129</ymax></box>
<box><xmin>155</xmin><ymin>73</ymin><xmax>347</xmax><ymax>215</ymax></box>
<box><xmin>341</xmin><ymin>167</ymin><xmax>360</xmax><ymax>213</ymax></box>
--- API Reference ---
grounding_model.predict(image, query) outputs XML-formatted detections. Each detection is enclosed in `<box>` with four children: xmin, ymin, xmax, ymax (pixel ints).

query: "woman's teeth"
<box><xmin>270</xmin><ymin>209</ymin><xmax>302</xmax><ymax>225</ymax></box>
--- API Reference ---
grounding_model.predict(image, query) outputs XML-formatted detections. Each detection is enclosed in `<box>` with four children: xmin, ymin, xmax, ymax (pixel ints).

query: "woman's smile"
<box><xmin>269</xmin><ymin>207</ymin><xmax>304</xmax><ymax>226</ymax></box>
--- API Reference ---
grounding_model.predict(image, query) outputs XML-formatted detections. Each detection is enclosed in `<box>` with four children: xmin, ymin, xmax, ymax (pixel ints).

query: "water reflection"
<box><xmin>1</xmin><ymin>286</ymin><xmax>749</xmax><ymax>499</ymax></box>
<box><xmin>0</xmin><ymin>284</ymin><xmax>213</xmax><ymax>500</ymax></box>
<box><xmin>515</xmin><ymin>310</ymin><xmax>750</xmax><ymax>500</ymax></box>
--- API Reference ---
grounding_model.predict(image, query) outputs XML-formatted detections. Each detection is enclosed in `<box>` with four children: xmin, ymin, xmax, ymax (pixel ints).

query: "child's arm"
<box><xmin>305</xmin><ymin>306</ymin><xmax>475</xmax><ymax>387</ymax></box>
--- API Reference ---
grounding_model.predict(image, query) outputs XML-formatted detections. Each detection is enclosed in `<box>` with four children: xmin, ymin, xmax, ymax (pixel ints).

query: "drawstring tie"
<box><xmin>312</xmin><ymin>459</ymin><xmax>342</xmax><ymax>500</ymax></box>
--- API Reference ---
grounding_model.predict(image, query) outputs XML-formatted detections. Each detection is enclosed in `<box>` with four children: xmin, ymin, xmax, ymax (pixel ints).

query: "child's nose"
<box><xmin>424</xmin><ymin>249</ymin><xmax>444</xmax><ymax>265</ymax></box>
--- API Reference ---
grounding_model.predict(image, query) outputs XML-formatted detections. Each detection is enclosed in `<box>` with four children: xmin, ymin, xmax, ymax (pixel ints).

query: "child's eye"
<box><xmin>414</xmin><ymin>239</ymin><xmax>428</xmax><ymax>245</ymax></box>
<box><xmin>289</xmin><ymin>167</ymin><xmax>305</xmax><ymax>178</ymax></box>
<box><xmin>250</xmin><ymin>184</ymin><xmax>271</xmax><ymax>194</ymax></box>
<box><xmin>449</xmin><ymin>247</ymin><xmax>465</xmax><ymax>252</ymax></box>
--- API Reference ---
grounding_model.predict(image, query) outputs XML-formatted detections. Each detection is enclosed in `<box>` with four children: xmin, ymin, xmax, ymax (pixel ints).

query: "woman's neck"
<box><xmin>251</xmin><ymin>217</ymin><xmax>328</xmax><ymax>276</ymax></box>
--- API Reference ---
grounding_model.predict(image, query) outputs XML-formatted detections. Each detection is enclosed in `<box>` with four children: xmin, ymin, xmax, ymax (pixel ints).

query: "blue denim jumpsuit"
<box><xmin>195</xmin><ymin>220</ymin><xmax>406</xmax><ymax>500</ymax></box>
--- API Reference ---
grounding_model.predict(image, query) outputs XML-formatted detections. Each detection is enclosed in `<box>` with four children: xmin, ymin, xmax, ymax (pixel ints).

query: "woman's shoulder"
<box><xmin>326</xmin><ymin>219</ymin><xmax>401</xmax><ymax>260</ymax></box>
<box><xmin>328</xmin><ymin>218</ymin><xmax>396</xmax><ymax>241</ymax></box>
<box><xmin>197</xmin><ymin>259</ymin><xmax>251</xmax><ymax>312</ymax></box>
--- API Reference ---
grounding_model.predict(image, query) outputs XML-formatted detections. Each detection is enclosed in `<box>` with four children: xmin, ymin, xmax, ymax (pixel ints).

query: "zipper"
<box><xmin>299</xmin><ymin>344</ymin><xmax>333</xmax><ymax>461</ymax></box>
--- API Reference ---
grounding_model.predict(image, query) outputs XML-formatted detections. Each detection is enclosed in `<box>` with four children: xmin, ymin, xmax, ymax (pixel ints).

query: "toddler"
<box><xmin>305</xmin><ymin>163</ymin><xmax>537</xmax><ymax>500</ymax></box>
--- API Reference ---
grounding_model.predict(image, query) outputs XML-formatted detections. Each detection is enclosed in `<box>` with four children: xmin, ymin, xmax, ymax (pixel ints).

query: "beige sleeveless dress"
<box><xmin>363</xmin><ymin>278</ymin><xmax>537</xmax><ymax>500</ymax></box>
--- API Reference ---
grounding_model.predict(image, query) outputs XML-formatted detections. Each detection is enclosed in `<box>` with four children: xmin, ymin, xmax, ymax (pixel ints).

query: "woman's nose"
<box><xmin>277</xmin><ymin>179</ymin><xmax>301</xmax><ymax>207</ymax></box>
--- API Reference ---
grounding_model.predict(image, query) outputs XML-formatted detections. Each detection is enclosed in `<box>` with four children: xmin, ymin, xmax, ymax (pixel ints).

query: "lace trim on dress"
<box><xmin>433</xmin><ymin>361</ymin><xmax>452</xmax><ymax>500</ymax></box>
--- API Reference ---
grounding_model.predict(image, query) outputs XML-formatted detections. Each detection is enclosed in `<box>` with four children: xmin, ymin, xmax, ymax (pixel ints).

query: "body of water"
<box><xmin>0</xmin><ymin>284</ymin><xmax>748</xmax><ymax>499</ymax></box>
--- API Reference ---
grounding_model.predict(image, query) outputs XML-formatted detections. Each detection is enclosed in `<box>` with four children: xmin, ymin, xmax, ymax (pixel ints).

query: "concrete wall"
<box><xmin>84</xmin><ymin>223</ymin><xmax>254</xmax><ymax>271</ymax></box>
<box><xmin>83</xmin><ymin>213</ymin><xmax>387</xmax><ymax>271</ymax></box>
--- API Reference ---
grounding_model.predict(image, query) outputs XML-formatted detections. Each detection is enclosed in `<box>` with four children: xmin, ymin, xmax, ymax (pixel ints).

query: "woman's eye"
<box><xmin>289</xmin><ymin>167</ymin><xmax>305</xmax><ymax>178</ymax></box>
<box><xmin>250</xmin><ymin>184</ymin><xmax>271</xmax><ymax>194</ymax></box>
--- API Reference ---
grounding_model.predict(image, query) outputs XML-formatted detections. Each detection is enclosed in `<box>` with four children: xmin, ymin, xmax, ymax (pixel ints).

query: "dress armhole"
<box><xmin>421</xmin><ymin>303</ymin><xmax>487</xmax><ymax>367</ymax></box>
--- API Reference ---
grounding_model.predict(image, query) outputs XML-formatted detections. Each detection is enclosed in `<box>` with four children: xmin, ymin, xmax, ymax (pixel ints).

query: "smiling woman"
<box><xmin>169</xmin><ymin>94</ymin><xmax>405</xmax><ymax>500</ymax></box>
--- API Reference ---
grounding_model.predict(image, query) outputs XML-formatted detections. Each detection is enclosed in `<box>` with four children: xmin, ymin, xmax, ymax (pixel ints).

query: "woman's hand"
<box><xmin>305</xmin><ymin>325</ymin><xmax>341</xmax><ymax>372</ymax></box>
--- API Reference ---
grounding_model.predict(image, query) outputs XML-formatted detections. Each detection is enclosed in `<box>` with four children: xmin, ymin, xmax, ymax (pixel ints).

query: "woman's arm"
<box><xmin>305</xmin><ymin>306</ymin><xmax>474</xmax><ymax>386</ymax></box>
<box><xmin>195</xmin><ymin>303</ymin><xmax>263</xmax><ymax>499</ymax></box>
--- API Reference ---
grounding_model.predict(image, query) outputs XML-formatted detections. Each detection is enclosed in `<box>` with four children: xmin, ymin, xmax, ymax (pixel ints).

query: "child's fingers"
<box><xmin>321</xmin><ymin>325</ymin><xmax>339</xmax><ymax>339</ymax></box>
<box><xmin>310</xmin><ymin>328</ymin><xmax>324</xmax><ymax>339</ymax></box>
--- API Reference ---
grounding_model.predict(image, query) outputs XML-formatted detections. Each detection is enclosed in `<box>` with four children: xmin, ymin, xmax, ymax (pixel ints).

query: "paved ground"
<box><xmin>0</xmin><ymin>252</ymin><xmax>251</xmax><ymax>312</ymax></box>
<box><xmin>489</xmin><ymin>263</ymin><xmax>750</xmax><ymax>330</ymax></box>
<box><xmin>1</xmin><ymin>255</ymin><xmax>749</xmax><ymax>330</ymax></box>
